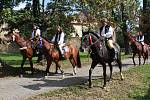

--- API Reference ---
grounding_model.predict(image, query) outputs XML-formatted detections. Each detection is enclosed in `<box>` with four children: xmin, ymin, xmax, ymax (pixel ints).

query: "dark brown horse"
<box><xmin>32</xmin><ymin>36</ymin><xmax>81</xmax><ymax>77</ymax></box>
<box><xmin>128</xmin><ymin>34</ymin><xmax>149</xmax><ymax>65</ymax></box>
<box><xmin>80</xmin><ymin>32</ymin><xmax>124</xmax><ymax>89</ymax></box>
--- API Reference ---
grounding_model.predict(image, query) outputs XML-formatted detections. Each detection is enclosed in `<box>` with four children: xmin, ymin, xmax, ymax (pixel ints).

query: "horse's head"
<box><xmin>80</xmin><ymin>32</ymin><xmax>100</xmax><ymax>52</ymax></box>
<box><xmin>4</xmin><ymin>29</ymin><xmax>21</xmax><ymax>42</ymax></box>
<box><xmin>128</xmin><ymin>34</ymin><xmax>136</xmax><ymax>44</ymax></box>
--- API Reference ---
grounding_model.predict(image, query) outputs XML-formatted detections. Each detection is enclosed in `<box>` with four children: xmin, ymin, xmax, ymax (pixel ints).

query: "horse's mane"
<box><xmin>41</xmin><ymin>36</ymin><xmax>53</xmax><ymax>43</ymax></box>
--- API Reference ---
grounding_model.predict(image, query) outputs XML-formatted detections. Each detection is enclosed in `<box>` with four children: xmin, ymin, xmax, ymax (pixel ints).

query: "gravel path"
<box><xmin>0</xmin><ymin>57</ymin><xmax>146</xmax><ymax>100</ymax></box>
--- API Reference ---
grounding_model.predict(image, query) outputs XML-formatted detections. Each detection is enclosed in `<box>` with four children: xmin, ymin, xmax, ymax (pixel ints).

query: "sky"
<box><xmin>13</xmin><ymin>0</ymin><xmax>50</xmax><ymax>10</ymax></box>
<box><xmin>13</xmin><ymin>0</ymin><xmax>143</xmax><ymax>10</ymax></box>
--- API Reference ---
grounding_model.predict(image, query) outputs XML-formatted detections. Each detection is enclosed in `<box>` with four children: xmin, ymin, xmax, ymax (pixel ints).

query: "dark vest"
<box><xmin>55</xmin><ymin>32</ymin><xmax>61</xmax><ymax>43</ymax></box>
<box><xmin>137</xmin><ymin>35</ymin><xmax>144</xmax><ymax>41</ymax></box>
<box><xmin>99</xmin><ymin>25</ymin><xmax>110</xmax><ymax>36</ymax></box>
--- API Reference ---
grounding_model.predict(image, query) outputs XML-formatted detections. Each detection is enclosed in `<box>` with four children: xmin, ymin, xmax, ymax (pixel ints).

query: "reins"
<box><xmin>82</xmin><ymin>33</ymin><xmax>102</xmax><ymax>48</ymax></box>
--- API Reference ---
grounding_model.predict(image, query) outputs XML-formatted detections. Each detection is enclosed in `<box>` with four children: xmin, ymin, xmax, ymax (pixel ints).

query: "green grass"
<box><xmin>121</xmin><ymin>52</ymin><xmax>132</xmax><ymax>60</ymax></box>
<box><xmin>28</xmin><ymin>64</ymin><xmax>150</xmax><ymax>100</ymax></box>
<box><xmin>0</xmin><ymin>51</ymin><xmax>131</xmax><ymax>67</ymax></box>
<box><xmin>0</xmin><ymin>52</ymin><xmax>90</xmax><ymax>68</ymax></box>
<box><xmin>0</xmin><ymin>52</ymin><xmax>38</xmax><ymax>67</ymax></box>
<box><xmin>127</xmin><ymin>64</ymin><xmax>150</xmax><ymax>99</ymax></box>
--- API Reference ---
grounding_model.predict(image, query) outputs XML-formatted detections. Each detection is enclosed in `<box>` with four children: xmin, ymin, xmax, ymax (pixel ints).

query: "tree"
<box><xmin>32</xmin><ymin>0</ymin><xmax>40</xmax><ymax>22</ymax></box>
<box><xmin>76</xmin><ymin>0</ymin><xmax>140</xmax><ymax>54</ymax></box>
<box><xmin>140</xmin><ymin>0</ymin><xmax>150</xmax><ymax>43</ymax></box>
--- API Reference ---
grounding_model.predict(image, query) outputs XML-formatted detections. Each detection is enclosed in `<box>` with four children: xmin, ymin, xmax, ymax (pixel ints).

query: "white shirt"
<box><xmin>52</xmin><ymin>32</ymin><xmax>65</xmax><ymax>44</ymax></box>
<box><xmin>101</xmin><ymin>26</ymin><xmax>114</xmax><ymax>38</ymax></box>
<box><xmin>35</xmin><ymin>29</ymin><xmax>41</xmax><ymax>36</ymax></box>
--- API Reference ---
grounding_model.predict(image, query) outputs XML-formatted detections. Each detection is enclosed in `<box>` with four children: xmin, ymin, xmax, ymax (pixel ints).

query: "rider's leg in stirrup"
<box><xmin>59</xmin><ymin>44</ymin><xmax>64</xmax><ymax>58</ymax></box>
<box><xmin>107</xmin><ymin>39</ymin><xmax>116</xmax><ymax>60</ymax></box>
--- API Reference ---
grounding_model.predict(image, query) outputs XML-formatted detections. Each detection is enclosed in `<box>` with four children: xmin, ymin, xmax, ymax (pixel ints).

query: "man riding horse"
<box><xmin>31</xmin><ymin>24</ymin><xmax>42</xmax><ymax>54</ymax></box>
<box><xmin>99</xmin><ymin>18</ymin><xmax>116</xmax><ymax>60</ymax></box>
<box><xmin>51</xmin><ymin>26</ymin><xmax>65</xmax><ymax>59</ymax></box>
<box><xmin>136</xmin><ymin>29</ymin><xmax>144</xmax><ymax>53</ymax></box>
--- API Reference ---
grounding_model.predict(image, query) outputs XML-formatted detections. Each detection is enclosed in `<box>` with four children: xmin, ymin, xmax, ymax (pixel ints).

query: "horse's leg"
<box><xmin>102</xmin><ymin>63</ymin><xmax>107</xmax><ymax>89</ymax></box>
<box><xmin>108</xmin><ymin>62</ymin><xmax>113</xmax><ymax>81</ymax></box>
<box><xmin>116</xmin><ymin>59</ymin><xmax>124</xmax><ymax>80</ymax></box>
<box><xmin>55</xmin><ymin>66</ymin><xmax>59</xmax><ymax>74</ymax></box>
<box><xmin>132</xmin><ymin>53</ymin><xmax>136</xmax><ymax>66</ymax></box>
<box><xmin>69</xmin><ymin>58</ymin><xmax>77</xmax><ymax>75</ymax></box>
<box><xmin>139</xmin><ymin>53</ymin><xmax>141</xmax><ymax>65</ymax></box>
<box><xmin>142</xmin><ymin>52</ymin><xmax>147</xmax><ymax>65</ymax></box>
<box><xmin>143</xmin><ymin>53</ymin><xmax>146</xmax><ymax>65</ymax></box>
<box><xmin>55</xmin><ymin>61</ymin><xmax>64</xmax><ymax>79</ymax></box>
<box><xmin>46</xmin><ymin>60</ymin><xmax>52</xmax><ymax>76</ymax></box>
<box><xmin>89</xmin><ymin>60</ymin><xmax>98</xmax><ymax>88</ymax></box>
<box><xmin>20</xmin><ymin>56</ymin><xmax>27</xmax><ymax>77</ymax></box>
<box><xmin>29</xmin><ymin>58</ymin><xmax>34</xmax><ymax>75</ymax></box>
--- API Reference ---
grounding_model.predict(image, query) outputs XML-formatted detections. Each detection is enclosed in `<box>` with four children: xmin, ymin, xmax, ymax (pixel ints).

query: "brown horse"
<box><xmin>32</xmin><ymin>36</ymin><xmax>81</xmax><ymax>77</ymax></box>
<box><xmin>4</xmin><ymin>30</ymin><xmax>43</xmax><ymax>77</ymax></box>
<box><xmin>128</xmin><ymin>34</ymin><xmax>149</xmax><ymax>65</ymax></box>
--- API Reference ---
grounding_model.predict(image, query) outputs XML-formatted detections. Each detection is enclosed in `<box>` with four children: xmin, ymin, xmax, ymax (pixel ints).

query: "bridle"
<box><xmin>81</xmin><ymin>33</ymin><xmax>101</xmax><ymax>48</ymax></box>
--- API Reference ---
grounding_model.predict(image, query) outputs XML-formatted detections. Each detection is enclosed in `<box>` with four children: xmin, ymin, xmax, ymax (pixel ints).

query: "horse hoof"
<box><xmin>19</xmin><ymin>74</ymin><xmax>23</xmax><ymax>78</ymax></box>
<box><xmin>44</xmin><ymin>76</ymin><xmax>48</xmax><ymax>79</ymax></box>
<box><xmin>55</xmin><ymin>71</ymin><xmax>58</xmax><ymax>74</ymax></box>
<box><xmin>108</xmin><ymin>79</ymin><xmax>112</xmax><ymax>82</ymax></box>
<box><xmin>103</xmin><ymin>87</ymin><xmax>109</xmax><ymax>92</ymax></box>
<box><xmin>46</xmin><ymin>73</ymin><xmax>49</xmax><ymax>76</ymax></box>
<box><xmin>61</xmin><ymin>74</ymin><xmax>65</xmax><ymax>79</ymax></box>
<box><xmin>72</xmin><ymin>73</ymin><xmax>76</xmax><ymax>76</ymax></box>
<box><xmin>89</xmin><ymin>84</ymin><xmax>93</xmax><ymax>88</ymax></box>
<box><xmin>89</xmin><ymin>86</ymin><xmax>92</xmax><ymax>88</ymax></box>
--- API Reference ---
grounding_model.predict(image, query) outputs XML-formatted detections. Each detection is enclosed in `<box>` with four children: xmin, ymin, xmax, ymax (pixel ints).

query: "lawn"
<box><xmin>28</xmin><ymin>64</ymin><xmax>150</xmax><ymax>100</ymax></box>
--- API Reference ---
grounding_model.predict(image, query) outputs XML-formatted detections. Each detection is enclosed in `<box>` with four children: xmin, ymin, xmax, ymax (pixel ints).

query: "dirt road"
<box><xmin>0</xmin><ymin>58</ymin><xmax>144</xmax><ymax>100</ymax></box>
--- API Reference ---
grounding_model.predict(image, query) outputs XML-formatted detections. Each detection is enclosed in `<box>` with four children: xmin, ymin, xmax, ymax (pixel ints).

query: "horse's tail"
<box><xmin>145</xmin><ymin>48</ymin><xmax>149</xmax><ymax>60</ymax></box>
<box><xmin>76</xmin><ymin>51</ymin><xmax>81</xmax><ymax>68</ymax></box>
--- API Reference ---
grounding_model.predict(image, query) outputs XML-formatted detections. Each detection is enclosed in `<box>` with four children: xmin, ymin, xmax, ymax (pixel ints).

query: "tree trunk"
<box><xmin>121</xmin><ymin>3</ymin><xmax>130</xmax><ymax>54</ymax></box>
<box><xmin>32</xmin><ymin>0</ymin><xmax>40</xmax><ymax>21</ymax></box>
<box><xmin>143</xmin><ymin>0</ymin><xmax>148</xmax><ymax>11</ymax></box>
<box><xmin>42</xmin><ymin>0</ymin><xmax>44</xmax><ymax>17</ymax></box>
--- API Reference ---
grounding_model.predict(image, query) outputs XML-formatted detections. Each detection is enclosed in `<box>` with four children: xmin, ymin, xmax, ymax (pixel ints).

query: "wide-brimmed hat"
<box><xmin>101</xmin><ymin>18</ymin><xmax>108</xmax><ymax>23</ymax></box>
<box><xmin>13</xmin><ymin>29</ymin><xmax>20</xmax><ymax>33</ymax></box>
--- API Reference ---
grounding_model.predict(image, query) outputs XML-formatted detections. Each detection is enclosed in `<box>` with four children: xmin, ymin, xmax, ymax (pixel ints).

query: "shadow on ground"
<box><xmin>0</xmin><ymin>58</ymin><xmax>48</xmax><ymax>78</ymax></box>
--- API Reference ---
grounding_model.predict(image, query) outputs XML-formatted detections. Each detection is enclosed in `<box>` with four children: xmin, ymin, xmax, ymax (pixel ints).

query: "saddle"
<box><xmin>106</xmin><ymin>42</ymin><xmax>119</xmax><ymax>61</ymax></box>
<box><xmin>32</xmin><ymin>37</ymin><xmax>42</xmax><ymax>55</ymax></box>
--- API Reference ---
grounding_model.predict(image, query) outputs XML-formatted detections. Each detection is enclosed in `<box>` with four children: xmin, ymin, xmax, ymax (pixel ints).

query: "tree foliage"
<box><xmin>0</xmin><ymin>0</ymin><xmax>142</xmax><ymax>52</ymax></box>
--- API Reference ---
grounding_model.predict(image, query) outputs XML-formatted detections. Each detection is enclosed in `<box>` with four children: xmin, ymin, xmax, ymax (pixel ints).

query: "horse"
<box><xmin>80</xmin><ymin>31</ymin><xmax>124</xmax><ymax>89</ymax></box>
<box><xmin>128</xmin><ymin>34</ymin><xmax>149</xmax><ymax>65</ymax></box>
<box><xmin>4</xmin><ymin>30</ymin><xmax>43</xmax><ymax>77</ymax></box>
<box><xmin>32</xmin><ymin>36</ymin><xmax>81</xmax><ymax>77</ymax></box>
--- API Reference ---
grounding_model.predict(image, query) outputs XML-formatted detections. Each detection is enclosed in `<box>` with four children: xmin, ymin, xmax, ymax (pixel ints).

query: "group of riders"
<box><xmin>31</xmin><ymin>18</ymin><xmax>145</xmax><ymax>60</ymax></box>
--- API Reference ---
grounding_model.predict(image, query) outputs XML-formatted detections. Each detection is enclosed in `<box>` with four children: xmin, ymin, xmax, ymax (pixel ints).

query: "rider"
<box><xmin>136</xmin><ymin>29</ymin><xmax>144</xmax><ymax>52</ymax></box>
<box><xmin>31</xmin><ymin>24</ymin><xmax>42</xmax><ymax>54</ymax></box>
<box><xmin>136</xmin><ymin>30</ymin><xmax>144</xmax><ymax>45</ymax></box>
<box><xmin>99</xmin><ymin>18</ymin><xmax>116</xmax><ymax>60</ymax></box>
<box><xmin>52</xmin><ymin>26</ymin><xmax>65</xmax><ymax>58</ymax></box>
